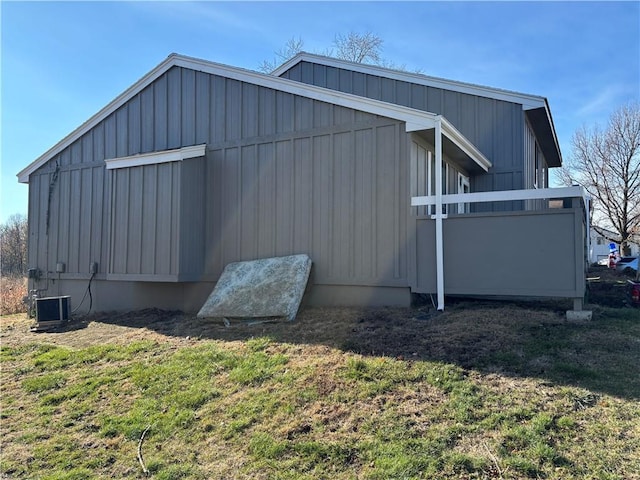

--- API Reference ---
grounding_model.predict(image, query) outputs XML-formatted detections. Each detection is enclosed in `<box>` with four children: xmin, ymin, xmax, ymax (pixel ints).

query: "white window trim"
<box><xmin>457</xmin><ymin>172</ymin><xmax>470</xmax><ymax>214</ymax></box>
<box><xmin>105</xmin><ymin>144</ymin><xmax>206</xmax><ymax>170</ymax></box>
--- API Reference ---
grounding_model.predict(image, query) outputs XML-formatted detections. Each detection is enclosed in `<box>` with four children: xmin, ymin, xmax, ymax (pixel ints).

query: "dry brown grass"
<box><xmin>0</xmin><ymin>276</ymin><xmax>27</xmax><ymax>315</ymax></box>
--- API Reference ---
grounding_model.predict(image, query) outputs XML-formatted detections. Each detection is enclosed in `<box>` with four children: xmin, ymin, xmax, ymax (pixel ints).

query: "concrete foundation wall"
<box><xmin>302</xmin><ymin>285</ymin><xmax>411</xmax><ymax>308</ymax></box>
<box><xmin>27</xmin><ymin>279</ymin><xmax>412</xmax><ymax>315</ymax></box>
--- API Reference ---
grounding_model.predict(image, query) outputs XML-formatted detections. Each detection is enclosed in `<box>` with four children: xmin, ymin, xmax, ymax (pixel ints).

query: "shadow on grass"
<box><xmin>89</xmin><ymin>296</ymin><xmax>640</xmax><ymax>401</ymax></box>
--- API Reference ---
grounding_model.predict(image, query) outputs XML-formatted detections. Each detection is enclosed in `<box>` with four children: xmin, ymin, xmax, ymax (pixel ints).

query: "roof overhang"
<box><xmin>442</xmin><ymin>117</ymin><xmax>492</xmax><ymax>173</ymax></box>
<box><xmin>525</xmin><ymin>104</ymin><xmax>562</xmax><ymax>168</ymax></box>
<box><xmin>17</xmin><ymin>53</ymin><xmax>490</xmax><ymax>183</ymax></box>
<box><xmin>273</xmin><ymin>53</ymin><xmax>549</xmax><ymax>109</ymax></box>
<box><xmin>274</xmin><ymin>52</ymin><xmax>562</xmax><ymax>168</ymax></box>
<box><xmin>412</xmin><ymin>118</ymin><xmax>491</xmax><ymax>174</ymax></box>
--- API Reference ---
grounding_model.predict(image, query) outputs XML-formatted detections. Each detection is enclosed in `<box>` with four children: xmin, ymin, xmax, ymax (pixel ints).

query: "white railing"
<box><xmin>411</xmin><ymin>185</ymin><xmax>588</xmax><ymax>209</ymax></box>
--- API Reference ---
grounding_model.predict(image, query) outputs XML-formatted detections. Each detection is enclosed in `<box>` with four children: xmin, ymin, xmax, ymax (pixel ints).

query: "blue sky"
<box><xmin>1</xmin><ymin>1</ymin><xmax>639</xmax><ymax>223</ymax></box>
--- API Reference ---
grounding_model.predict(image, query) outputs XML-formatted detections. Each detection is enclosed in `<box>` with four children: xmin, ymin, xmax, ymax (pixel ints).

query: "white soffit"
<box><xmin>105</xmin><ymin>144</ymin><xmax>206</xmax><ymax>170</ymax></box>
<box><xmin>440</xmin><ymin>117</ymin><xmax>491</xmax><ymax>172</ymax></box>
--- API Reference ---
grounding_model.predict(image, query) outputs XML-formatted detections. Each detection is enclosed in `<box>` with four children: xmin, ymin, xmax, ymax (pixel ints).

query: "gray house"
<box><xmin>18</xmin><ymin>53</ymin><xmax>588</xmax><ymax>314</ymax></box>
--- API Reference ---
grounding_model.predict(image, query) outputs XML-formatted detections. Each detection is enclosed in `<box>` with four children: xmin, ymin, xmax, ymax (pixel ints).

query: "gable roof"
<box><xmin>273</xmin><ymin>52</ymin><xmax>547</xmax><ymax>110</ymax></box>
<box><xmin>273</xmin><ymin>53</ymin><xmax>562</xmax><ymax>167</ymax></box>
<box><xmin>17</xmin><ymin>53</ymin><xmax>490</xmax><ymax>183</ymax></box>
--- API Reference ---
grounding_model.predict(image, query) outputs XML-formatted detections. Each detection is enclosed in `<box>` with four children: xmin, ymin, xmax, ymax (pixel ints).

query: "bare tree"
<box><xmin>258</xmin><ymin>31</ymin><xmax>390</xmax><ymax>73</ymax></box>
<box><xmin>332</xmin><ymin>31</ymin><xmax>383</xmax><ymax>64</ymax></box>
<box><xmin>559</xmin><ymin>102</ymin><xmax>640</xmax><ymax>256</ymax></box>
<box><xmin>1</xmin><ymin>214</ymin><xmax>28</xmax><ymax>277</ymax></box>
<box><xmin>258</xmin><ymin>36</ymin><xmax>305</xmax><ymax>73</ymax></box>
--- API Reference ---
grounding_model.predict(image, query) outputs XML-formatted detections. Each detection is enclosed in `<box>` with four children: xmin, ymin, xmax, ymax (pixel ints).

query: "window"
<box><xmin>411</xmin><ymin>137</ymin><xmax>459</xmax><ymax>216</ymax></box>
<box><xmin>458</xmin><ymin>173</ymin><xmax>470</xmax><ymax>214</ymax></box>
<box><xmin>427</xmin><ymin>147</ymin><xmax>449</xmax><ymax>214</ymax></box>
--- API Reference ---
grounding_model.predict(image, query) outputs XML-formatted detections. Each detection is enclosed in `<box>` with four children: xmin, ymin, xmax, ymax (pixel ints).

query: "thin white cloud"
<box><xmin>576</xmin><ymin>85</ymin><xmax>627</xmax><ymax>117</ymax></box>
<box><xmin>127</xmin><ymin>1</ymin><xmax>271</xmax><ymax>36</ymax></box>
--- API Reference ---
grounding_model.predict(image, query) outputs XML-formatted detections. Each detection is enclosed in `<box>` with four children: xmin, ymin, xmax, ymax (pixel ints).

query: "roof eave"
<box><xmin>17</xmin><ymin>54</ymin><xmax>181</xmax><ymax>184</ymax></box>
<box><xmin>440</xmin><ymin>117</ymin><xmax>492</xmax><ymax>172</ymax></box>
<box><xmin>17</xmin><ymin>53</ymin><xmax>493</xmax><ymax>184</ymax></box>
<box><xmin>275</xmin><ymin>53</ymin><xmax>557</xmax><ymax>170</ymax></box>
<box><xmin>525</xmin><ymin>103</ymin><xmax>563</xmax><ymax>168</ymax></box>
<box><xmin>17</xmin><ymin>54</ymin><xmax>442</xmax><ymax>182</ymax></box>
<box><xmin>273</xmin><ymin>52</ymin><xmax>548</xmax><ymax>110</ymax></box>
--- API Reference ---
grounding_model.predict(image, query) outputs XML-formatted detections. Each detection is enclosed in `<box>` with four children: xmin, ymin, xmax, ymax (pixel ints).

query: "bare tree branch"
<box><xmin>259</xmin><ymin>31</ymin><xmax>413</xmax><ymax>72</ymax></box>
<box><xmin>564</xmin><ymin>102</ymin><xmax>640</xmax><ymax>254</ymax></box>
<box><xmin>257</xmin><ymin>36</ymin><xmax>305</xmax><ymax>73</ymax></box>
<box><xmin>333</xmin><ymin>31</ymin><xmax>383</xmax><ymax>64</ymax></box>
<box><xmin>0</xmin><ymin>214</ymin><xmax>28</xmax><ymax>277</ymax></box>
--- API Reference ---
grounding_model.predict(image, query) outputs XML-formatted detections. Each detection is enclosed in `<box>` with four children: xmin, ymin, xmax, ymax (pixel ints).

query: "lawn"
<box><xmin>1</xmin><ymin>298</ymin><xmax>639</xmax><ymax>479</ymax></box>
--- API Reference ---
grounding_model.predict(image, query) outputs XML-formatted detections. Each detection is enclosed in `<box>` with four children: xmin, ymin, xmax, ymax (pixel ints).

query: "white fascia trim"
<box><xmin>171</xmin><ymin>55</ymin><xmax>438</xmax><ymax>131</ymax></box>
<box><xmin>17</xmin><ymin>55</ymin><xmax>178</xmax><ymax>183</ymax></box>
<box><xmin>273</xmin><ymin>53</ymin><xmax>547</xmax><ymax>111</ymax></box>
<box><xmin>543</xmin><ymin>97</ymin><xmax>562</xmax><ymax>159</ymax></box>
<box><xmin>440</xmin><ymin>117</ymin><xmax>492</xmax><ymax>172</ymax></box>
<box><xmin>19</xmin><ymin>53</ymin><xmax>444</xmax><ymax>183</ymax></box>
<box><xmin>105</xmin><ymin>144</ymin><xmax>206</xmax><ymax>170</ymax></box>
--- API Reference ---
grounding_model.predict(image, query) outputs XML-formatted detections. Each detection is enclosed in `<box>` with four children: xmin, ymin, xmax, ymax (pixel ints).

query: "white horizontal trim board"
<box><xmin>411</xmin><ymin>186</ymin><xmax>587</xmax><ymax>207</ymax></box>
<box><xmin>105</xmin><ymin>144</ymin><xmax>206</xmax><ymax>170</ymax></box>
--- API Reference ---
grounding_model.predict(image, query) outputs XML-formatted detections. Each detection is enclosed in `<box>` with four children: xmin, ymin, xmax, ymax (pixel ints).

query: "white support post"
<box><xmin>585</xmin><ymin>197</ymin><xmax>591</xmax><ymax>265</ymax></box>
<box><xmin>432</xmin><ymin>117</ymin><xmax>446</xmax><ymax>311</ymax></box>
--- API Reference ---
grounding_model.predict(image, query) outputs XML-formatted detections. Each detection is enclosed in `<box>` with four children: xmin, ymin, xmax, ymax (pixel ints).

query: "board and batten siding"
<box><xmin>280</xmin><ymin>61</ymin><xmax>527</xmax><ymax>198</ymax></box>
<box><xmin>28</xmin><ymin>65</ymin><xmax>412</xmax><ymax>289</ymax></box>
<box><xmin>28</xmin><ymin>164</ymin><xmax>109</xmax><ymax>279</ymax></box>
<box><xmin>108</xmin><ymin>162</ymin><xmax>181</xmax><ymax>279</ymax></box>
<box><xmin>193</xmin><ymin>120</ymin><xmax>409</xmax><ymax>286</ymax></box>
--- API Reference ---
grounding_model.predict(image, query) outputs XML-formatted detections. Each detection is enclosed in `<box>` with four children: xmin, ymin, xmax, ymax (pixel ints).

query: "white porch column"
<box><xmin>433</xmin><ymin>117</ymin><xmax>446</xmax><ymax>310</ymax></box>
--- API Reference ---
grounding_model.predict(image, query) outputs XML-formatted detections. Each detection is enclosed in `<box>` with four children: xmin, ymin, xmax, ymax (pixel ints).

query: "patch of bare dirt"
<box><xmin>2</xmin><ymin>290</ymin><xmax>639</xmax><ymax>401</ymax></box>
<box><xmin>3</xmin><ymin>265</ymin><xmax>633</xmax><ymax>354</ymax></box>
<box><xmin>0</xmin><ymin>269</ymin><xmax>634</xmax><ymax>369</ymax></box>
<box><xmin>1</xmin><ymin>302</ymin><xmax>564</xmax><ymax>368</ymax></box>
<box><xmin>587</xmin><ymin>265</ymin><xmax>638</xmax><ymax>307</ymax></box>
<box><xmin>0</xmin><ymin>309</ymin><xmax>185</xmax><ymax>349</ymax></box>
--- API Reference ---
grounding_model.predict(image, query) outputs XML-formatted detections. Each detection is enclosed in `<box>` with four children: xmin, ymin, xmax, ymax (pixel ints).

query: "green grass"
<box><xmin>1</xmin><ymin>305</ymin><xmax>639</xmax><ymax>479</ymax></box>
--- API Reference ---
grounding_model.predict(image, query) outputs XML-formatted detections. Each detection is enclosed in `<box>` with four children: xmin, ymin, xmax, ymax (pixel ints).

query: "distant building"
<box><xmin>590</xmin><ymin>227</ymin><xmax>640</xmax><ymax>264</ymax></box>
